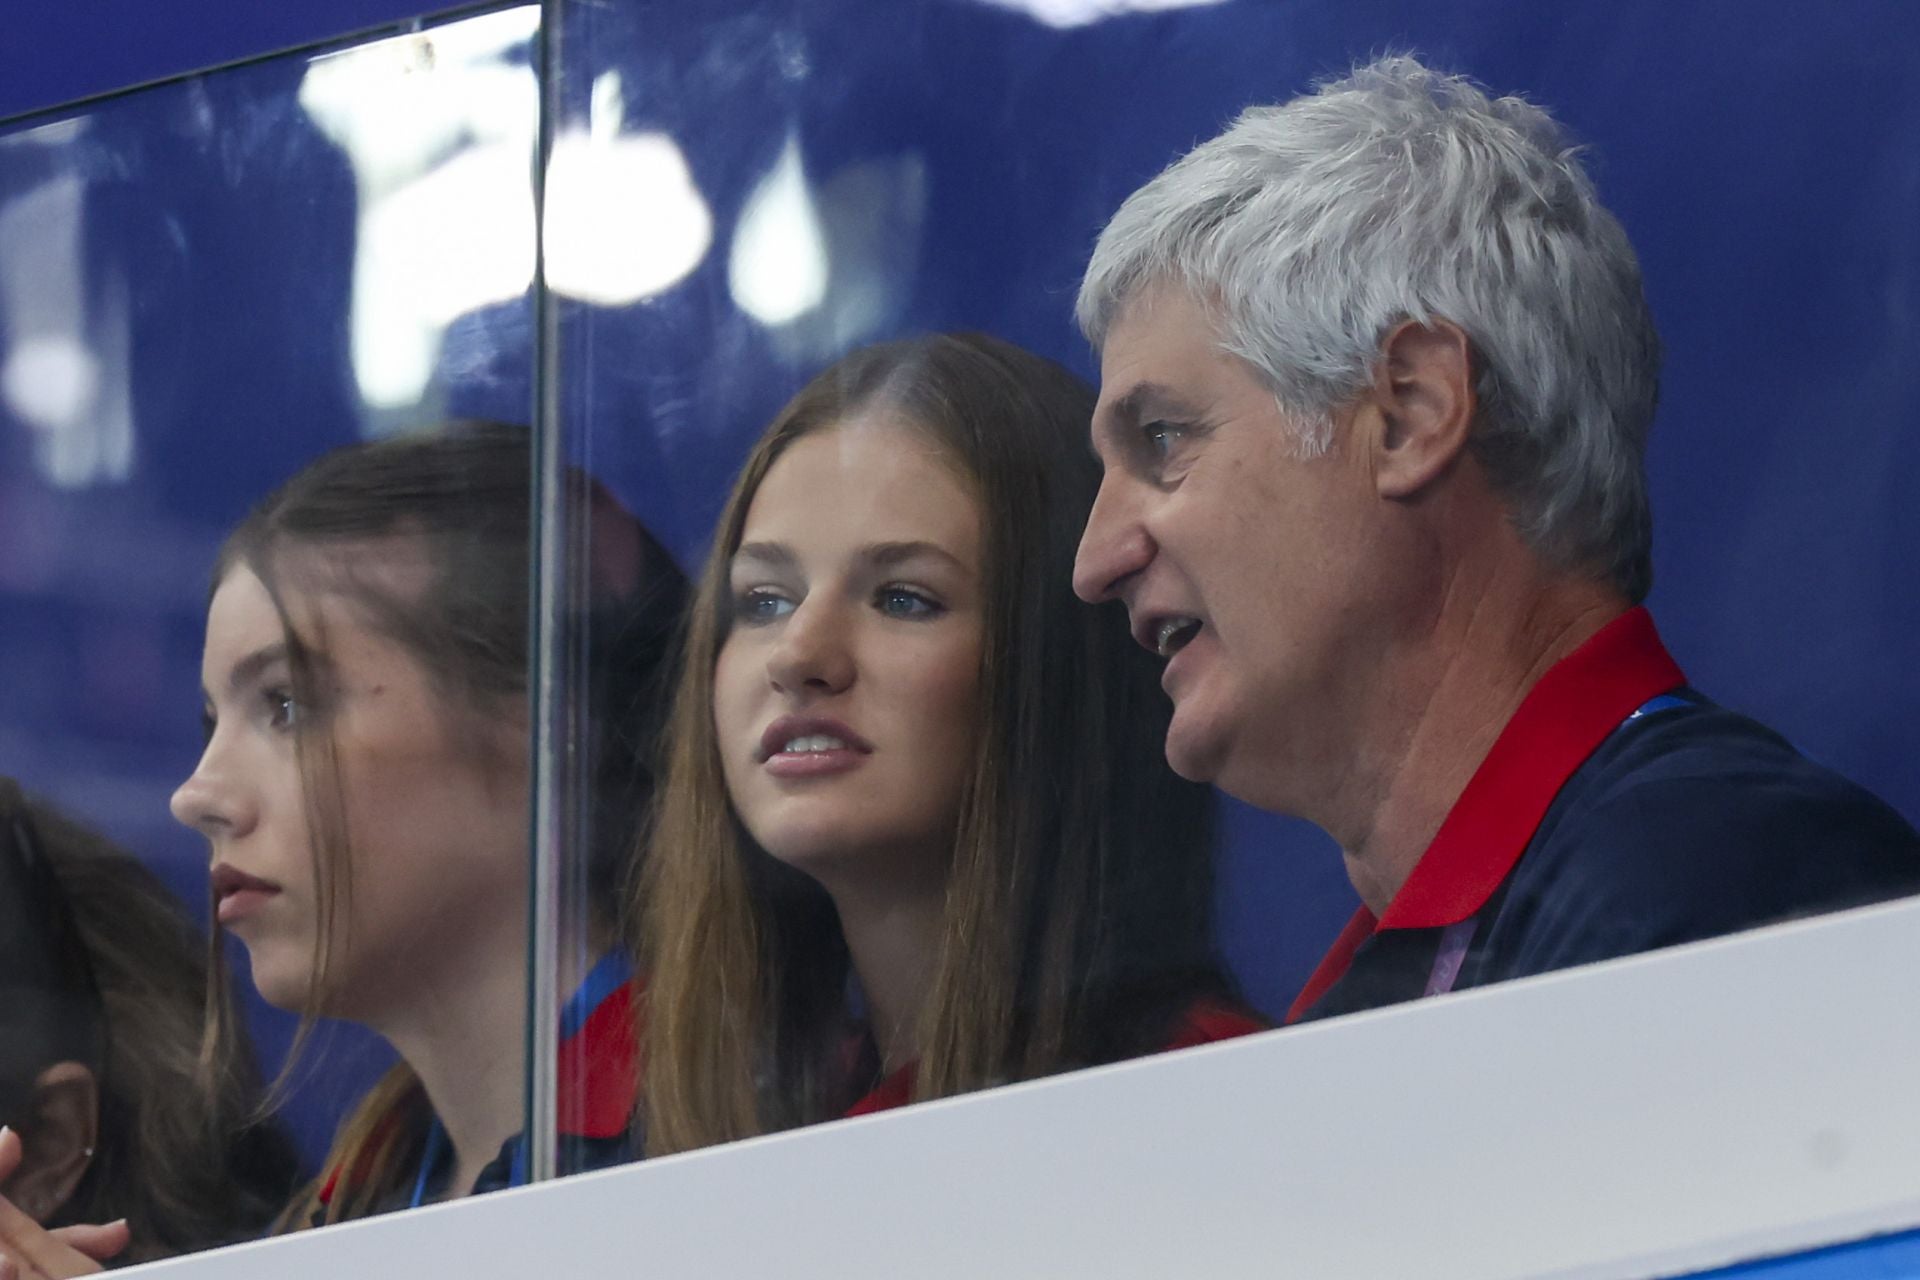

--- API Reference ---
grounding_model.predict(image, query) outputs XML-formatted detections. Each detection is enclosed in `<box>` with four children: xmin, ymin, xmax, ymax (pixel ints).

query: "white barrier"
<box><xmin>131</xmin><ymin>895</ymin><xmax>1920</xmax><ymax>1280</ymax></box>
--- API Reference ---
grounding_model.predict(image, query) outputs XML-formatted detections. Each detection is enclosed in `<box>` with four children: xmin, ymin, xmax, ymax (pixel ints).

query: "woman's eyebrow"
<box><xmin>732</xmin><ymin>540</ymin><xmax>796</xmax><ymax>571</ymax></box>
<box><xmin>211</xmin><ymin>642</ymin><xmax>290</xmax><ymax>700</ymax></box>
<box><xmin>864</xmin><ymin>541</ymin><xmax>969</xmax><ymax>574</ymax></box>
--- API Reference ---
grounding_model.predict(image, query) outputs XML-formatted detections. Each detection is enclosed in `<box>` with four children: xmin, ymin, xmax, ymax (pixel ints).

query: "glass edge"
<box><xmin>0</xmin><ymin>0</ymin><xmax>534</xmax><ymax>134</ymax></box>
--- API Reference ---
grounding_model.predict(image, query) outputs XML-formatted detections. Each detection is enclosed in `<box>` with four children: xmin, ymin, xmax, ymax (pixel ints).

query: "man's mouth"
<box><xmin>1155</xmin><ymin>616</ymin><xmax>1203</xmax><ymax>658</ymax></box>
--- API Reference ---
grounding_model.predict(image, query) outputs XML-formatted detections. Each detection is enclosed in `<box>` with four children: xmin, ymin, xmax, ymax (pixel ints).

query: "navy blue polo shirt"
<box><xmin>1288</xmin><ymin>608</ymin><xmax>1920</xmax><ymax>1024</ymax></box>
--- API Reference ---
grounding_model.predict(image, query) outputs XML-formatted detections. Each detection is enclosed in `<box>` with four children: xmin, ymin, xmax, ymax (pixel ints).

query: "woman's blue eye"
<box><xmin>875</xmin><ymin>586</ymin><xmax>941</xmax><ymax>619</ymax></box>
<box><xmin>734</xmin><ymin>589</ymin><xmax>795</xmax><ymax>624</ymax></box>
<box><xmin>264</xmin><ymin>688</ymin><xmax>300</xmax><ymax>730</ymax></box>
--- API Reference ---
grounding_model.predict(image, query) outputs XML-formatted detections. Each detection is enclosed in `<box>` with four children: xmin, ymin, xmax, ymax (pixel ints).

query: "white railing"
<box><xmin>131</xmin><ymin>895</ymin><xmax>1920</xmax><ymax>1280</ymax></box>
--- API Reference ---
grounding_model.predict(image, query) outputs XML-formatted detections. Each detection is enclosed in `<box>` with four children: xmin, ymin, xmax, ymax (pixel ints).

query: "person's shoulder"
<box><xmin>1503</xmin><ymin>695</ymin><xmax>1920</xmax><ymax>963</ymax></box>
<box><xmin>1568</xmin><ymin>696</ymin><xmax>1918</xmax><ymax>864</ymax></box>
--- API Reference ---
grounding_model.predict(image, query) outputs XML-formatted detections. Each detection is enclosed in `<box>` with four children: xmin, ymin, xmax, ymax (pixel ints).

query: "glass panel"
<box><xmin>540</xmin><ymin>0</ymin><xmax>1920</xmax><ymax>1173</ymax></box>
<box><xmin>0</xmin><ymin>3</ymin><xmax>541</xmax><ymax>1259</ymax></box>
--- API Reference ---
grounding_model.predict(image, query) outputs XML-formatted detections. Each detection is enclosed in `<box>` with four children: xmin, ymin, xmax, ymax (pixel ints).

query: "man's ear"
<box><xmin>0</xmin><ymin>1062</ymin><xmax>99</xmax><ymax>1222</ymax></box>
<box><xmin>1365</xmin><ymin>319</ymin><xmax>1476</xmax><ymax>499</ymax></box>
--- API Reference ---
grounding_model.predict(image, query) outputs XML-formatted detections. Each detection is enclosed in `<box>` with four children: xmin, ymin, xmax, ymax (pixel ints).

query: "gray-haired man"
<box><xmin>1071</xmin><ymin>56</ymin><xmax>1920</xmax><ymax>1021</ymax></box>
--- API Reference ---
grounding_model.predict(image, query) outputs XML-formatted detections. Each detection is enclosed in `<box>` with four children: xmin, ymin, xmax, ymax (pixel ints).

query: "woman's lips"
<box><xmin>217</xmin><ymin>886</ymin><xmax>279</xmax><ymax>925</ymax></box>
<box><xmin>758</xmin><ymin>715</ymin><xmax>873</xmax><ymax>778</ymax></box>
<box><xmin>211</xmin><ymin>864</ymin><xmax>283</xmax><ymax>926</ymax></box>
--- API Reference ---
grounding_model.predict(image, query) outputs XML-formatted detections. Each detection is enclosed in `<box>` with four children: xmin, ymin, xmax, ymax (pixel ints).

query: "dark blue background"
<box><xmin>2</xmin><ymin>0</ymin><xmax>1917</xmax><ymax>1174</ymax></box>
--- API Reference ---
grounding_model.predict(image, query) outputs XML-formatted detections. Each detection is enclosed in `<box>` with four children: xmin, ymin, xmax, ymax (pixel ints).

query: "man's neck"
<box><xmin>1336</xmin><ymin>571</ymin><xmax>1630</xmax><ymax>916</ymax></box>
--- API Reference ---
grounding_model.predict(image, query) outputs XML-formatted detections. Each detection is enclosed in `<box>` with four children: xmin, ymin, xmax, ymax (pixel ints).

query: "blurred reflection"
<box><xmin>298</xmin><ymin>8</ymin><xmax>539</xmax><ymax>416</ymax></box>
<box><xmin>727</xmin><ymin>135</ymin><xmax>925</xmax><ymax>363</ymax></box>
<box><xmin>974</xmin><ymin>0</ymin><xmax>1227</xmax><ymax>26</ymax></box>
<box><xmin>0</xmin><ymin>173</ymin><xmax>134</xmax><ymax>490</ymax></box>
<box><xmin>169</xmin><ymin>424</ymin><xmax>683</xmax><ymax>1226</ymax></box>
<box><xmin>0</xmin><ymin>778</ymin><xmax>299</xmax><ymax>1264</ymax></box>
<box><xmin>729</xmin><ymin>135</ymin><xmax>828</xmax><ymax>327</ymax></box>
<box><xmin>546</xmin><ymin>72</ymin><xmax>713</xmax><ymax>305</ymax></box>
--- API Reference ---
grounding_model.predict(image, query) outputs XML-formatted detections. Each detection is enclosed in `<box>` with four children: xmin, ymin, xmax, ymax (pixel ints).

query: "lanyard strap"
<box><xmin>410</xmin><ymin>950</ymin><xmax>633</xmax><ymax>1208</ymax></box>
<box><xmin>1422</xmin><ymin>691</ymin><xmax>1693</xmax><ymax>997</ymax></box>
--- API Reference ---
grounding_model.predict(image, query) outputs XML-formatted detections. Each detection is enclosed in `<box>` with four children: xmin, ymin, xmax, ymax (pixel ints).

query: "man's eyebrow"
<box><xmin>203</xmin><ymin>642</ymin><xmax>290</xmax><ymax>704</ymax></box>
<box><xmin>864</xmin><ymin>540</ymin><xmax>971</xmax><ymax>576</ymax></box>
<box><xmin>1095</xmin><ymin>382</ymin><xmax>1204</xmax><ymax>445</ymax></box>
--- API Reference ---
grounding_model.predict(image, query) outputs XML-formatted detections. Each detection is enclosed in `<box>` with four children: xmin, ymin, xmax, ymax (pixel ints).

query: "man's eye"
<box><xmin>1141</xmin><ymin>420</ymin><xmax>1187</xmax><ymax>458</ymax></box>
<box><xmin>875</xmin><ymin>586</ymin><xmax>942</xmax><ymax>619</ymax></box>
<box><xmin>734</xmin><ymin>588</ymin><xmax>796</xmax><ymax>624</ymax></box>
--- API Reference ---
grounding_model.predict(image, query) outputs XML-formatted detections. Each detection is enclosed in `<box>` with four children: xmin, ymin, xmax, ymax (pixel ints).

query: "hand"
<box><xmin>0</xmin><ymin>1128</ymin><xmax>127</xmax><ymax>1279</ymax></box>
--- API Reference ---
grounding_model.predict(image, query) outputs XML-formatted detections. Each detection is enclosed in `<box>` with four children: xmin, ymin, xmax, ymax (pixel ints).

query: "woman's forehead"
<box><xmin>205</xmin><ymin>545</ymin><xmax>432</xmax><ymax>680</ymax></box>
<box><xmin>744</xmin><ymin>419</ymin><xmax>979</xmax><ymax>547</ymax></box>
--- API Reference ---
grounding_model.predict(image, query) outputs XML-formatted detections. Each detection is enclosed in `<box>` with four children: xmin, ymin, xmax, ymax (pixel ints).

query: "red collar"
<box><xmin>1285</xmin><ymin>607</ymin><xmax>1684</xmax><ymax>1023</ymax></box>
<box><xmin>319</xmin><ymin>977</ymin><xmax>639</xmax><ymax>1204</ymax></box>
<box><xmin>844</xmin><ymin>1061</ymin><xmax>916</xmax><ymax>1118</ymax></box>
<box><xmin>558</xmin><ymin>977</ymin><xmax>641</xmax><ymax>1140</ymax></box>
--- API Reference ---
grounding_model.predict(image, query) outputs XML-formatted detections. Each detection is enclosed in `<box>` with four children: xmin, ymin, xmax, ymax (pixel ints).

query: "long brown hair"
<box><xmin>0</xmin><ymin>780</ymin><xmax>301</xmax><ymax>1261</ymax></box>
<box><xmin>198</xmin><ymin>421</ymin><xmax>686</xmax><ymax>1226</ymax></box>
<box><xmin>638</xmin><ymin>333</ymin><xmax>1230</xmax><ymax>1155</ymax></box>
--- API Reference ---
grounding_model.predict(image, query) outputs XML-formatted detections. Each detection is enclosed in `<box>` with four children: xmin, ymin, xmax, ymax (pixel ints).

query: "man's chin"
<box><xmin>1162</xmin><ymin>708</ymin><xmax>1226</xmax><ymax>784</ymax></box>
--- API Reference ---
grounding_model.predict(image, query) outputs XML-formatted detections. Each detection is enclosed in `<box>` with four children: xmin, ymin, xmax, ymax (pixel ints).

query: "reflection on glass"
<box><xmin>0</xmin><ymin>166</ymin><xmax>133</xmax><ymax>490</ymax></box>
<box><xmin>548</xmin><ymin>0</ymin><xmax>1920</xmax><ymax>1172</ymax></box>
<box><xmin>729</xmin><ymin>135</ymin><xmax>829</xmax><ymax>327</ymax></box>
<box><xmin>972</xmin><ymin>0</ymin><xmax>1228</xmax><ymax>27</ymax></box>
<box><xmin>297</xmin><ymin>6</ymin><xmax>539</xmax><ymax>417</ymax></box>
<box><xmin>0</xmin><ymin>3</ymin><xmax>548</xmax><ymax>1255</ymax></box>
<box><xmin>546</xmin><ymin>72</ymin><xmax>714</xmax><ymax>305</ymax></box>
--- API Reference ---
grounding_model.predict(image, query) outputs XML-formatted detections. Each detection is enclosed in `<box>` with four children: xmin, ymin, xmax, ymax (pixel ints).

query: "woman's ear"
<box><xmin>0</xmin><ymin>1062</ymin><xmax>98</xmax><ymax>1223</ymax></box>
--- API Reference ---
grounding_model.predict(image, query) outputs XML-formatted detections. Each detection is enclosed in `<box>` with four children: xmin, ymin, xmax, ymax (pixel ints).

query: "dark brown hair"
<box><xmin>638</xmin><ymin>333</ymin><xmax>1233</xmax><ymax>1155</ymax></box>
<box><xmin>199</xmin><ymin>421</ymin><xmax>685</xmax><ymax>1226</ymax></box>
<box><xmin>0</xmin><ymin>780</ymin><xmax>300</xmax><ymax>1261</ymax></box>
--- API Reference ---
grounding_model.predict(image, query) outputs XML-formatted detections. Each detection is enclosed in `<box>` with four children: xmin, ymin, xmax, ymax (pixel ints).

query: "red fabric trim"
<box><xmin>1284</xmin><ymin>905</ymin><xmax>1378</xmax><ymax>1025</ymax></box>
<box><xmin>842</xmin><ymin>999</ymin><xmax>1268</xmax><ymax>1117</ymax></box>
<box><xmin>319</xmin><ymin>977</ymin><xmax>642</xmax><ymax>1202</ymax></box>
<box><xmin>844</xmin><ymin>1062</ymin><xmax>916</xmax><ymax>1118</ymax></box>
<box><xmin>557</xmin><ymin>979</ymin><xmax>642</xmax><ymax>1139</ymax></box>
<box><xmin>1160</xmin><ymin>999</ymin><xmax>1269</xmax><ymax>1051</ymax></box>
<box><xmin>1285</xmin><ymin>606</ymin><xmax>1685</xmax><ymax>1021</ymax></box>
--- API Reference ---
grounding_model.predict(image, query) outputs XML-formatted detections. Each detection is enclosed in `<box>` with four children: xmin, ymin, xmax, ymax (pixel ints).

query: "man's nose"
<box><xmin>766</xmin><ymin>599</ymin><xmax>856</xmax><ymax>696</ymax></box>
<box><xmin>169</xmin><ymin>736</ymin><xmax>257</xmax><ymax>842</ymax></box>
<box><xmin>1073</xmin><ymin>475</ymin><xmax>1154</xmax><ymax>604</ymax></box>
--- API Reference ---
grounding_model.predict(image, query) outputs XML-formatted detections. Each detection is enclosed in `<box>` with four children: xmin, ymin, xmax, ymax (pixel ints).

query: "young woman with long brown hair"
<box><xmin>0</xmin><ymin>422</ymin><xmax>687</xmax><ymax>1279</ymax></box>
<box><xmin>184</xmin><ymin>422</ymin><xmax>685</xmax><ymax>1226</ymax></box>
<box><xmin>638</xmin><ymin>333</ymin><xmax>1262</xmax><ymax>1155</ymax></box>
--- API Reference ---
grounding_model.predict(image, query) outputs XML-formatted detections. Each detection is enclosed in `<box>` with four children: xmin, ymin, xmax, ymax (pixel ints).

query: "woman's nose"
<box><xmin>765</xmin><ymin>599</ymin><xmax>856</xmax><ymax>696</ymax></box>
<box><xmin>169</xmin><ymin>739</ymin><xmax>256</xmax><ymax>841</ymax></box>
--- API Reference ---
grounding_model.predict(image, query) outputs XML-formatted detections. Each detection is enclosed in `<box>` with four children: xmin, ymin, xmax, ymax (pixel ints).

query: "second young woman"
<box><xmin>639</xmin><ymin>333</ymin><xmax>1263</xmax><ymax>1154</ymax></box>
<box><xmin>174</xmin><ymin>422</ymin><xmax>687</xmax><ymax>1225</ymax></box>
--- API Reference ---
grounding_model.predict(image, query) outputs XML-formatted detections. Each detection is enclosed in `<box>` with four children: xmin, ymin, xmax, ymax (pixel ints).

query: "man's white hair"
<box><xmin>1077</xmin><ymin>55</ymin><xmax>1661</xmax><ymax>601</ymax></box>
